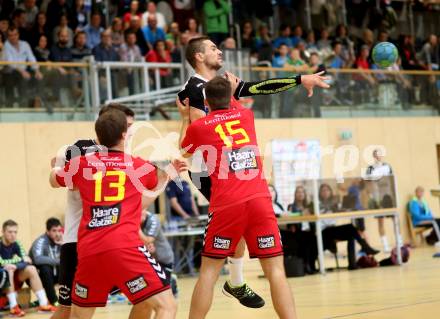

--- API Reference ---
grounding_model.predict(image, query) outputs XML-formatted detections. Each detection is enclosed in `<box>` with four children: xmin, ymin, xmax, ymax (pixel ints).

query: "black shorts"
<box><xmin>58</xmin><ymin>242</ymin><xmax>78</xmax><ymax>306</ymax></box>
<box><xmin>188</xmin><ymin>171</ymin><xmax>211</xmax><ymax>201</ymax></box>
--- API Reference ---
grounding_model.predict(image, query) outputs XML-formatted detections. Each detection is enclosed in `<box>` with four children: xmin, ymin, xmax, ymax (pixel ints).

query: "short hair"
<box><xmin>7</xmin><ymin>26</ymin><xmax>19</xmax><ymax>35</ymax></box>
<box><xmin>2</xmin><ymin>220</ymin><xmax>17</xmax><ymax>231</ymax></box>
<box><xmin>95</xmin><ymin>109</ymin><xmax>128</xmax><ymax>148</ymax></box>
<box><xmin>74</xmin><ymin>30</ymin><xmax>86</xmax><ymax>42</ymax></box>
<box><xmin>124</xmin><ymin>30</ymin><xmax>136</xmax><ymax>40</ymax></box>
<box><xmin>185</xmin><ymin>36</ymin><xmax>209</xmax><ymax>68</ymax></box>
<box><xmin>46</xmin><ymin>218</ymin><xmax>62</xmax><ymax>231</ymax></box>
<box><xmin>205</xmin><ymin>76</ymin><xmax>231</xmax><ymax>111</ymax></box>
<box><xmin>12</xmin><ymin>9</ymin><xmax>25</xmax><ymax>20</ymax></box>
<box><xmin>99</xmin><ymin>103</ymin><xmax>135</xmax><ymax>117</ymax></box>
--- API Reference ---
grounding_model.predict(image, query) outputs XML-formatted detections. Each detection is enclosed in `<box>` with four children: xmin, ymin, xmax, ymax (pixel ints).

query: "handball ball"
<box><xmin>372</xmin><ymin>42</ymin><xmax>399</xmax><ymax>68</ymax></box>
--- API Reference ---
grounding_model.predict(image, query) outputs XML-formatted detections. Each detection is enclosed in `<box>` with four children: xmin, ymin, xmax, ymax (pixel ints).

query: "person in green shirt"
<box><xmin>203</xmin><ymin>0</ymin><xmax>231</xmax><ymax>45</ymax></box>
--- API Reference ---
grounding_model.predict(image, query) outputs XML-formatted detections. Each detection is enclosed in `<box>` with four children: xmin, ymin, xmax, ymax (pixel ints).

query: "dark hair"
<box><xmin>153</xmin><ymin>39</ymin><xmax>166</xmax><ymax>51</ymax></box>
<box><xmin>205</xmin><ymin>76</ymin><xmax>231</xmax><ymax>111</ymax></box>
<box><xmin>319</xmin><ymin>183</ymin><xmax>334</xmax><ymax>201</ymax></box>
<box><xmin>331</xmin><ymin>40</ymin><xmax>342</xmax><ymax>49</ymax></box>
<box><xmin>185</xmin><ymin>36</ymin><xmax>209</xmax><ymax>68</ymax></box>
<box><xmin>46</xmin><ymin>218</ymin><xmax>62</xmax><ymax>231</ymax></box>
<box><xmin>124</xmin><ymin>30</ymin><xmax>136</xmax><ymax>40</ymax></box>
<box><xmin>293</xmin><ymin>185</ymin><xmax>308</xmax><ymax>207</ymax></box>
<box><xmin>2</xmin><ymin>219</ymin><xmax>18</xmax><ymax>231</ymax></box>
<box><xmin>74</xmin><ymin>30</ymin><xmax>86</xmax><ymax>43</ymax></box>
<box><xmin>7</xmin><ymin>26</ymin><xmax>19</xmax><ymax>35</ymax></box>
<box><xmin>12</xmin><ymin>9</ymin><xmax>25</xmax><ymax>20</ymax></box>
<box><xmin>95</xmin><ymin>109</ymin><xmax>128</xmax><ymax>148</ymax></box>
<box><xmin>310</xmin><ymin>52</ymin><xmax>319</xmax><ymax>58</ymax></box>
<box><xmin>279</xmin><ymin>24</ymin><xmax>290</xmax><ymax>32</ymax></box>
<box><xmin>99</xmin><ymin>103</ymin><xmax>135</xmax><ymax>117</ymax></box>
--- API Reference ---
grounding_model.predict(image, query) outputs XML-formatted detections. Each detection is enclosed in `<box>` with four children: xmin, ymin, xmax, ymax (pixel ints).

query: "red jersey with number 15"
<box><xmin>181</xmin><ymin>107</ymin><xmax>270</xmax><ymax>211</ymax></box>
<box><xmin>56</xmin><ymin>150</ymin><xmax>158</xmax><ymax>258</ymax></box>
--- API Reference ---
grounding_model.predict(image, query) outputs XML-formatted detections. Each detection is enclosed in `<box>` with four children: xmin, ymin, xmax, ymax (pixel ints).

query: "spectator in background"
<box><xmin>11</xmin><ymin>9</ymin><xmax>28</xmax><ymax>40</ymax></box>
<box><xmin>166</xmin><ymin>22</ymin><xmax>182</xmax><ymax>49</ymax></box>
<box><xmin>357</xmin><ymin>28</ymin><xmax>374</xmax><ymax>53</ymax></box>
<box><xmin>28</xmin><ymin>12</ymin><xmax>50</xmax><ymax>49</ymax></box>
<box><xmin>317</xmin><ymin>28</ymin><xmax>332</xmax><ymax>59</ymax></box>
<box><xmin>272</xmin><ymin>43</ymin><xmax>289</xmax><ymax>68</ymax></box>
<box><xmin>111</xmin><ymin>17</ymin><xmax>125</xmax><ymax>52</ymax></box>
<box><xmin>120</xmin><ymin>30</ymin><xmax>142</xmax><ymax>94</ymax></box>
<box><xmin>0</xmin><ymin>220</ymin><xmax>56</xmax><ymax>316</ymax></box>
<box><xmin>273</xmin><ymin>24</ymin><xmax>293</xmax><ymax>49</ymax></box>
<box><xmin>4</xmin><ymin>27</ymin><xmax>43</xmax><ymax>107</ymax></box>
<box><xmin>255</xmin><ymin>23</ymin><xmax>273</xmax><ymax>62</ymax></box>
<box><xmin>335</xmin><ymin>24</ymin><xmax>355</xmax><ymax>67</ymax></box>
<box><xmin>354</xmin><ymin>45</ymin><xmax>377</xmax><ymax>94</ymax></box>
<box><xmin>73</xmin><ymin>0</ymin><xmax>88</xmax><ymax>31</ymax></box>
<box><xmin>0</xmin><ymin>17</ymin><xmax>9</xmax><ymax>41</ymax></box>
<box><xmin>203</xmin><ymin>0</ymin><xmax>230</xmax><ymax>45</ymax></box>
<box><xmin>84</xmin><ymin>12</ymin><xmax>104</xmax><ymax>50</ymax></box>
<box><xmin>308</xmin><ymin>52</ymin><xmax>325</xmax><ymax>117</ymax></box>
<box><xmin>34</xmin><ymin>34</ymin><xmax>50</xmax><ymax>61</ymax></box>
<box><xmin>140</xmin><ymin>210</ymin><xmax>177</xmax><ymax>297</ymax></box>
<box><xmin>221</xmin><ymin>37</ymin><xmax>236</xmax><ymax>50</ymax></box>
<box><xmin>29</xmin><ymin>218</ymin><xmax>62</xmax><ymax>305</ymax></box>
<box><xmin>420</xmin><ymin>34</ymin><xmax>439</xmax><ymax>71</ymax></box>
<box><xmin>127</xmin><ymin>15</ymin><xmax>148</xmax><ymax>55</ymax></box>
<box><xmin>241</xmin><ymin>21</ymin><xmax>255</xmax><ymax>51</ymax></box>
<box><xmin>181</xmin><ymin>18</ymin><xmax>201</xmax><ymax>45</ymax></box>
<box><xmin>46</xmin><ymin>0</ymin><xmax>74</xmax><ymax>31</ymax></box>
<box><xmin>146</xmin><ymin>39</ymin><xmax>172</xmax><ymax>86</ymax></box>
<box><xmin>71</xmin><ymin>31</ymin><xmax>91</xmax><ymax>60</ymax></box>
<box><xmin>408</xmin><ymin>186</ymin><xmax>440</xmax><ymax>244</ymax></box>
<box><xmin>291</xmin><ymin>25</ymin><xmax>304</xmax><ymax>48</ymax></box>
<box><xmin>142</xmin><ymin>14</ymin><xmax>166</xmax><ymax>51</ymax></box>
<box><xmin>287</xmin><ymin>48</ymin><xmax>308</xmax><ymax>72</ymax></box>
<box><xmin>269</xmin><ymin>184</ymin><xmax>284</xmax><ymax>217</ymax></box>
<box><xmin>52</xmin><ymin>14</ymin><xmax>74</xmax><ymax>48</ymax></box>
<box><xmin>18</xmin><ymin>0</ymin><xmax>38</xmax><ymax>30</ymax></box>
<box><xmin>377</xmin><ymin>30</ymin><xmax>389</xmax><ymax>43</ymax></box>
<box><xmin>92</xmin><ymin>29</ymin><xmax>119</xmax><ymax>61</ymax></box>
<box><xmin>123</xmin><ymin>0</ymin><xmax>141</xmax><ymax>28</ymax></box>
<box><xmin>142</xmin><ymin>1</ymin><xmax>166</xmax><ymax>29</ymax></box>
<box><xmin>328</xmin><ymin>41</ymin><xmax>345</xmax><ymax>69</ymax></box>
<box><xmin>305</xmin><ymin>30</ymin><xmax>318</xmax><ymax>52</ymax></box>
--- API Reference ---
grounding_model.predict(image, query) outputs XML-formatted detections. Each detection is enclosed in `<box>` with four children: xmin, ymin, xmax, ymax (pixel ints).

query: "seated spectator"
<box><xmin>241</xmin><ymin>21</ymin><xmax>255</xmax><ymax>51</ymax></box>
<box><xmin>287</xmin><ymin>47</ymin><xmax>308</xmax><ymax>72</ymax></box>
<box><xmin>146</xmin><ymin>39</ymin><xmax>172</xmax><ymax>86</ymax></box>
<box><xmin>254</xmin><ymin>23</ymin><xmax>273</xmax><ymax>62</ymax></box>
<box><xmin>34</xmin><ymin>34</ymin><xmax>50</xmax><ymax>61</ymax></box>
<box><xmin>166</xmin><ymin>22</ymin><xmax>182</xmax><ymax>49</ymax></box>
<box><xmin>50</xmin><ymin>28</ymin><xmax>73</xmax><ymax>62</ymax></box>
<box><xmin>142</xmin><ymin>1</ymin><xmax>167</xmax><ymax>30</ymax></box>
<box><xmin>120</xmin><ymin>30</ymin><xmax>142</xmax><ymax>62</ymax></box>
<box><xmin>3</xmin><ymin>27</ymin><xmax>43</xmax><ymax>107</ymax></box>
<box><xmin>123</xmin><ymin>0</ymin><xmax>141</xmax><ymax>28</ymax></box>
<box><xmin>166</xmin><ymin>179</ymin><xmax>199</xmax><ymax>274</ymax></box>
<box><xmin>52</xmin><ymin>14</ymin><xmax>74</xmax><ymax>47</ymax></box>
<box><xmin>272</xmin><ymin>44</ymin><xmax>289</xmax><ymax>68</ymax></box>
<box><xmin>335</xmin><ymin>24</ymin><xmax>355</xmax><ymax>65</ymax></box>
<box><xmin>317</xmin><ymin>28</ymin><xmax>332</xmax><ymax>60</ymax></box>
<box><xmin>18</xmin><ymin>0</ymin><xmax>38</xmax><ymax>30</ymax></box>
<box><xmin>328</xmin><ymin>41</ymin><xmax>345</xmax><ymax>69</ymax></box>
<box><xmin>269</xmin><ymin>184</ymin><xmax>284</xmax><ymax>217</ymax></box>
<box><xmin>11</xmin><ymin>9</ymin><xmax>29</xmax><ymax>40</ymax></box>
<box><xmin>142</xmin><ymin>14</ymin><xmax>166</xmax><ymax>51</ymax></box>
<box><xmin>0</xmin><ymin>17</ymin><xmax>9</xmax><ymax>42</ymax></box>
<box><xmin>29</xmin><ymin>218</ymin><xmax>62</xmax><ymax>305</ymax></box>
<box><xmin>46</xmin><ymin>0</ymin><xmax>75</xmax><ymax>31</ymax></box>
<box><xmin>73</xmin><ymin>0</ymin><xmax>88</xmax><ymax>31</ymax></box>
<box><xmin>305</xmin><ymin>30</ymin><xmax>318</xmax><ymax>53</ymax></box>
<box><xmin>377</xmin><ymin>30</ymin><xmax>389</xmax><ymax>43</ymax></box>
<box><xmin>221</xmin><ymin>37</ymin><xmax>236</xmax><ymax>50</ymax></box>
<box><xmin>127</xmin><ymin>15</ymin><xmax>149</xmax><ymax>55</ymax></box>
<box><xmin>0</xmin><ymin>220</ymin><xmax>56</xmax><ymax>316</ymax></box>
<box><xmin>273</xmin><ymin>24</ymin><xmax>293</xmax><ymax>49</ymax></box>
<box><xmin>71</xmin><ymin>31</ymin><xmax>91</xmax><ymax>61</ymax></box>
<box><xmin>354</xmin><ymin>45</ymin><xmax>377</xmax><ymax>89</ymax></box>
<box><xmin>110</xmin><ymin>17</ymin><xmax>124</xmax><ymax>52</ymax></box>
<box><xmin>84</xmin><ymin>12</ymin><xmax>104</xmax><ymax>50</ymax></box>
<box><xmin>181</xmin><ymin>18</ymin><xmax>201</xmax><ymax>46</ymax></box>
<box><xmin>409</xmin><ymin>186</ymin><xmax>440</xmax><ymax>244</ymax></box>
<box><xmin>28</xmin><ymin>12</ymin><xmax>50</xmax><ymax>49</ymax></box>
<box><xmin>92</xmin><ymin>29</ymin><xmax>120</xmax><ymax>62</ymax></box>
<box><xmin>314</xmin><ymin>184</ymin><xmax>379</xmax><ymax>270</ymax></box>
<box><xmin>419</xmin><ymin>34</ymin><xmax>439</xmax><ymax>71</ymax></box>
<box><xmin>290</xmin><ymin>25</ymin><xmax>304</xmax><ymax>48</ymax></box>
<box><xmin>139</xmin><ymin>210</ymin><xmax>177</xmax><ymax>296</ymax></box>
<box><xmin>357</xmin><ymin>28</ymin><xmax>374</xmax><ymax>54</ymax></box>
<box><xmin>203</xmin><ymin>0</ymin><xmax>230</xmax><ymax>45</ymax></box>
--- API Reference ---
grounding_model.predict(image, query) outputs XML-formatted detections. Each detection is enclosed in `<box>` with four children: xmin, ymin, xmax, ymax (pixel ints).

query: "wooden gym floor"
<box><xmin>25</xmin><ymin>247</ymin><xmax>440</xmax><ymax>319</ymax></box>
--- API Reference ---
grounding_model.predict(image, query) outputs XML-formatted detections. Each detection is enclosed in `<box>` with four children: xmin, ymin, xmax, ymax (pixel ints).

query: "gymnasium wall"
<box><xmin>1</xmin><ymin>117</ymin><xmax>439</xmax><ymax>248</ymax></box>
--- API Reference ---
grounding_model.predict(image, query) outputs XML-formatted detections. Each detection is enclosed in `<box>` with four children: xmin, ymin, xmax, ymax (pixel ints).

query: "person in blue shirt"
<box><xmin>329</xmin><ymin>42</ymin><xmax>345</xmax><ymax>69</ymax></box>
<box><xmin>409</xmin><ymin>186</ymin><xmax>440</xmax><ymax>241</ymax></box>
<box><xmin>272</xmin><ymin>43</ymin><xmax>289</xmax><ymax>68</ymax></box>
<box><xmin>142</xmin><ymin>14</ymin><xmax>166</xmax><ymax>51</ymax></box>
<box><xmin>273</xmin><ymin>24</ymin><xmax>293</xmax><ymax>49</ymax></box>
<box><xmin>83</xmin><ymin>12</ymin><xmax>103</xmax><ymax>50</ymax></box>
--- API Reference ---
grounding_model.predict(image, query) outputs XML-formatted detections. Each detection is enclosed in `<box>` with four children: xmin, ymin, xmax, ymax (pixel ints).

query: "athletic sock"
<box><xmin>7</xmin><ymin>292</ymin><xmax>18</xmax><ymax>308</ymax></box>
<box><xmin>228</xmin><ymin>257</ymin><xmax>244</xmax><ymax>287</ymax></box>
<box><xmin>35</xmin><ymin>289</ymin><xmax>48</xmax><ymax>306</ymax></box>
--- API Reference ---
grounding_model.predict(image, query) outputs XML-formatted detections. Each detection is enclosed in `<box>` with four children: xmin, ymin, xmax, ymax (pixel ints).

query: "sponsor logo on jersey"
<box><xmin>75</xmin><ymin>283</ymin><xmax>88</xmax><ymax>299</ymax></box>
<box><xmin>227</xmin><ymin>148</ymin><xmax>258</xmax><ymax>172</ymax></box>
<box><xmin>126</xmin><ymin>276</ymin><xmax>148</xmax><ymax>294</ymax></box>
<box><xmin>257</xmin><ymin>235</ymin><xmax>275</xmax><ymax>249</ymax></box>
<box><xmin>88</xmin><ymin>203</ymin><xmax>121</xmax><ymax>229</ymax></box>
<box><xmin>213</xmin><ymin>236</ymin><xmax>231</xmax><ymax>250</ymax></box>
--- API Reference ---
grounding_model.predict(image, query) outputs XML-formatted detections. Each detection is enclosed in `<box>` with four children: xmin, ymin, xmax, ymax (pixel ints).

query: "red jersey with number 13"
<box><xmin>181</xmin><ymin>107</ymin><xmax>270</xmax><ymax>211</ymax></box>
<box><xmin>56</xmin><ymin>150</ymin><xmax>158</xmax><ymax>258</ymax></box>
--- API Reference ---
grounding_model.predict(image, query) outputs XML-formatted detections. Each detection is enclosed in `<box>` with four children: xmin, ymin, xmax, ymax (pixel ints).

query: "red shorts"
<box><xmin>202</xmin><ymin>196</ymin><xmax>283</xmax><ymax>259</ymax></box>
<box><xmin>72</xmin><ymin>246</ymin><xmax>170</xmax><ymax>307</ymax></box>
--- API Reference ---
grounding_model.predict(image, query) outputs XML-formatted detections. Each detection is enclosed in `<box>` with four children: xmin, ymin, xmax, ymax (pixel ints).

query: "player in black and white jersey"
<box><xmin>177</xmin><ymin>36</ymin><xmax>329</xmax><ymax>309</ymax></box>
<box><xmin>49</xmin><ymin>104</ymin><xmax>135</xmax><ymax>319</ymax></box>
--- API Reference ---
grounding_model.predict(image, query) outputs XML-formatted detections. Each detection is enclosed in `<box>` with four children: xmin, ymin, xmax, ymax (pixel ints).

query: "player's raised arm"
<box><xmin>176</xmin><ymin>97</ymin><xmax>193</xmax><ymax>157</ymax></box>
<box><xmin>228</xmin><ymin>71</ymin><xmax>330</xmax><ymax>98</ymax></box>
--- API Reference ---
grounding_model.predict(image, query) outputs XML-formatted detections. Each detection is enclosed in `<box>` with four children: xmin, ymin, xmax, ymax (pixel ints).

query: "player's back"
<box><xmin>72</xmin><ymin>151</ymin><xmax>158</xmax><ymax>258</ymax></box>
<box><xmin>183</xmin><ymin>107</ymin><xmax>270</xmax><ymax>211</ymax></box>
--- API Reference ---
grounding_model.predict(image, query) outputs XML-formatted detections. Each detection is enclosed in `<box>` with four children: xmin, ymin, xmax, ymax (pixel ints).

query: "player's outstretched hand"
<box><xmin>301</xmin><ymin>71</ymin><xmax>330</xmax><ymax>97</ymax></box>
<box><xmin>176</xmin><ymin>97</ymin><xmax>190</xmax><ymax>120</ymax></box>
<box><xmin>224</xmin><ymin>71</ymin><xmax>241</xmax><ymax>94</ymax></box>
